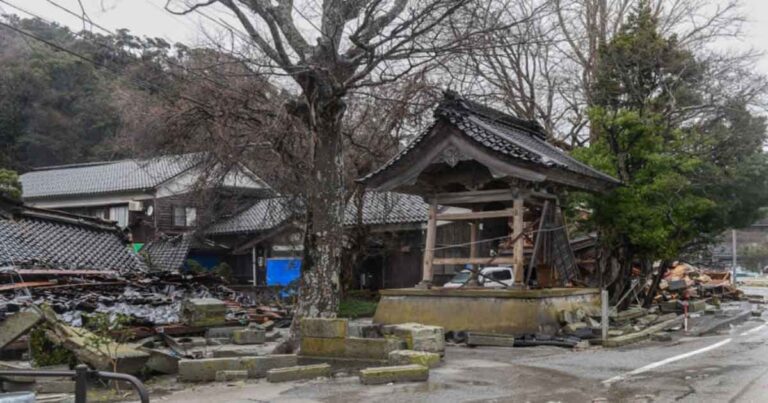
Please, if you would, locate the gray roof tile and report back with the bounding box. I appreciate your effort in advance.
[359,92,620,186]
[207,192,428,235]
[0,204,145,271]
[20,154,203,199]
[140,234,192,271]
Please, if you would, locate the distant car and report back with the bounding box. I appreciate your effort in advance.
[443,266,515,288]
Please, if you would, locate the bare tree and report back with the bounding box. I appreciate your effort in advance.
[161,0,514,335]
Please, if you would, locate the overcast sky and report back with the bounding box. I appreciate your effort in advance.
[4,0,768,73]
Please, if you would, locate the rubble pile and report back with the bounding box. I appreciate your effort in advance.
[651,262,742,304]
[0,269,293,333]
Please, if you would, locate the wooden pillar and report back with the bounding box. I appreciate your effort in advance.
[513,197,525,285]
[421,199,438,285]
[469,221,478,264]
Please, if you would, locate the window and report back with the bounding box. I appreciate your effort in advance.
[489,270,512,281]
[108,206,129,228]
[173,206,197,227]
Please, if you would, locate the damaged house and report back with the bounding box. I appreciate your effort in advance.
[19,153,270,271]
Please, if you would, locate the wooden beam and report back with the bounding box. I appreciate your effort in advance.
[431,189,558,205]
[513,197,525,285]
[421,199,438,284]
[433,257,517,265]
[436,209,515,221]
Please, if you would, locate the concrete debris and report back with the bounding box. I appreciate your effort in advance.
[266,363,332,383]
[358,364,429,385]
[466,332,516,348]
[381,323,445,355]
[181,298,227,327]
[178,354,298,382]
[388,350,441,368]
[0,307,42,349]
[232,327,265,345]
[215,370,248,382]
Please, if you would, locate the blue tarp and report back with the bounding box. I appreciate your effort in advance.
[266,258,301,286]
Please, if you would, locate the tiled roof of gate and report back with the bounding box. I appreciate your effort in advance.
[20,154,204,199]
[207,192,428,235]
[359,91,619,186]
[0,201,145,271]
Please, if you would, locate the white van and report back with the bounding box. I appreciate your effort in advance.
[443,266,515,288]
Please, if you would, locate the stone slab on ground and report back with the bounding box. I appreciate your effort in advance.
[604,315,683,348]
[359,364,429,385]
[215,370,248,382]
[232,328,265,345]
[301,318,348,339]
[178,354,298,382]
[42,312,149,374]
[466,332,516,348]
[266,363,332,383]
[139,347,179,374]
[345,337,403,359]
[381,323,445,354]
[687,309,752,336]
[0,308,42,349]
[300,336,402,360]
[388,350,441,368]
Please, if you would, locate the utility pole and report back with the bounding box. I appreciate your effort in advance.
[732,229,737,286]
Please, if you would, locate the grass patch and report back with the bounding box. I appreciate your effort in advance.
[338,297,378,318]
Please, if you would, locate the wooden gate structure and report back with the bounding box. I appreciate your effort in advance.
[359,91,619,289]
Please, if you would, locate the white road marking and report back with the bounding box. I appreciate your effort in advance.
[602,338,733,385]
[740,323,768,336]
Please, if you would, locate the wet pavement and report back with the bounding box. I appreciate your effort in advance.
[145,289,768,402]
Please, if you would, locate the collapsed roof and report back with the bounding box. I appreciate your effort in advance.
[0,197,145,272]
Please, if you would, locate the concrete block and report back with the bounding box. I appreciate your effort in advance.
[381,323,444,354]
[266,364,332,383]
[344,337,402,360]
[359,364,428,385]
[301,318,348,339]
[215,370,248,382]
[239,355,298,378]
[0,308,42,349]
[139,347,179,374]
[300,337,346,357]
[388,350,441,368]
[206,326,245,339]
[43,322,149,374]
[181,298,227,327]
[466,332,516,348]
[232,328,265,345]
[178,354,298,382]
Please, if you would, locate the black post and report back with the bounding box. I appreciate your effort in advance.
[74,364,88,403]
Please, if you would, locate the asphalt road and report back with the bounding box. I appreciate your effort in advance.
[151,290,768,403]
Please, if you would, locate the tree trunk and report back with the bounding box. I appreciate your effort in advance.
[273,81,348,354]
